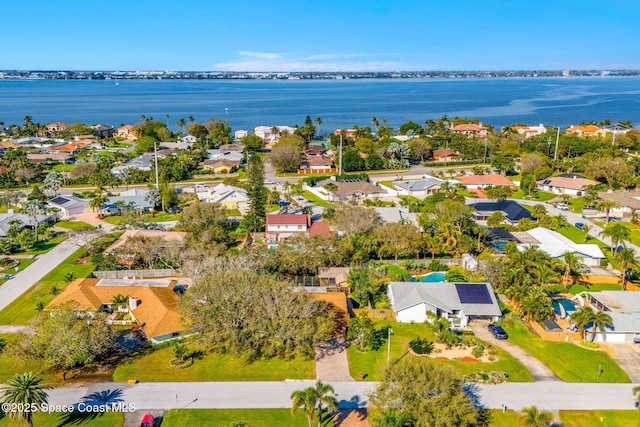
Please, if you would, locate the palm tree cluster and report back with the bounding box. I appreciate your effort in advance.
[291,380,338,427]
[569,306,613,342]
[1,372,50,427]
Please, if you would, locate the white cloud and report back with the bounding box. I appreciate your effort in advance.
[214,51,408,72]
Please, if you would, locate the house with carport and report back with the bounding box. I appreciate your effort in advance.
[578,291,640,343]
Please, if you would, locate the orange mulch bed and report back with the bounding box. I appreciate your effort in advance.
[460,356,479,362]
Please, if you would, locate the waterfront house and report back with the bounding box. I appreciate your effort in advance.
[450,122,489,138]
[565,125,607,138]
[116,125,138,140]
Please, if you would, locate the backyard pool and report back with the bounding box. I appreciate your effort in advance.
[552,298,577,318]
[421,272,447,282]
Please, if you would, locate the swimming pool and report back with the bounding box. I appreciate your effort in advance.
[421,272,447,282]
[552,298,577,317]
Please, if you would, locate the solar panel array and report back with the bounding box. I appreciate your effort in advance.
[50,196,70,205]
[455,283,493,304]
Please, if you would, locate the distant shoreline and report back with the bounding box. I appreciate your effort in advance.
[1,69,640,81]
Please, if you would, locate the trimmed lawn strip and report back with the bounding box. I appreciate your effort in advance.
[489,410,522,426]
[0,247,96,325]
[162,409,313,427]
[502,319,630,383]
[0,411,123,427]
[346,320,532,382]
[559,410,638,427]
[55,220,93,231]
[301,190,335,208]
[113,346,315,382]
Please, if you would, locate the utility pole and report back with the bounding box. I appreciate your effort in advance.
[553,127,561,161]
[338,134,343,176]
[154,141,164,212]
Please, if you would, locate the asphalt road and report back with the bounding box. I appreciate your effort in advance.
[44,380,639,411]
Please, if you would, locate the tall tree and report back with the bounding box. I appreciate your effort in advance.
[243,153,267,231]
[599,223,630,252]
[617,247,637,291]
[596,199,620,224]
[370,358,487,427]
[1,372,50,427]
[570,306,613,342]
[21,200,44,241]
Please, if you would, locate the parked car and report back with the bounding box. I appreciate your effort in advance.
[575,222,584,230]
[138,414,155,427]
[194,182,208,189]
[488,323,508,339]
[555,203,569,211]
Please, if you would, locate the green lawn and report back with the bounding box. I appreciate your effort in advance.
[559,410,639,427]
[378,180,394,189]
[113,346,315,382]
[501,319,630,383]
[102,212,182,225]
[301,191,335,208]
[511,190,557,201]
[226,208,241,216]
[547,283,622,294]
[0,411,123,427]
[0,334,51,383]
[51,163,77,173]
[0,247,96,325]
[55,220,93,231]
[488,410,521,426]
[0,258,37,287]
[162,409,314,427]
[18,233,67,255]
[346,320,533,382]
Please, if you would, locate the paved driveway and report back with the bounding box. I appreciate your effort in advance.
[602,343,640,382]
[469,322,559,382]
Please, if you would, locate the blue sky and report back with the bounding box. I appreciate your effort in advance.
[2,0,639,71]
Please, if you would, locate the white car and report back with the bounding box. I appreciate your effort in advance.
[555,203,569,211]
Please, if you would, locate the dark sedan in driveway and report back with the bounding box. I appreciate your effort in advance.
[488,323,508,339]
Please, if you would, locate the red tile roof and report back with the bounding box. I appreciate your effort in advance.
[309,220,331,236]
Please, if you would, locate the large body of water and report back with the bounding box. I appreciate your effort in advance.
[1,77,640,132]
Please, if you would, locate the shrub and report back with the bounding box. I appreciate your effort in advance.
[428,260,449,272]
[472,343,485,358]
[409,337,434,355]
[438,329,462,348]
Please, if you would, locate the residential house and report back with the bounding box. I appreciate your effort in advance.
[432,148,460,162]
[93,124,114,138]
[46,122,69,136]
[603,123,633,135]
[388,281,502,326]
[116,125,138,141]
[206,149,244,163]
[254,125,297,146]
[196,183,249,208]
[179,135,197,144]
[579,291,640,343]
[510,123,547,138]
[450,122,489,138]
[265,214,310,243]
[234,130,249,139]
[305,145,325,156]
[318,267,350,288]
[333,129,357,138]
[565,125,607,138]
[105,230,187,253]
[513,226,605,267]
[309,220,333,238]
[597,190,640,217]
[393,176,443,197]
[111,154,158,175]
[48,277,186,344]
[27,152,73,164]
[316,178,386,202]
[103,188,153,214]
[458,174,515,189]
[201,159,240,173]
[537,174,599,196]
[299,155,335,174]
[0,212,53,238]
[47,196,88,217]
[373,207,419,228]
[469,200,533,225]
[48,143,78,154]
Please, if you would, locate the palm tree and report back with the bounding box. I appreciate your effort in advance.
[617,247,637,291]
[570,306,613,342]
[1,372,50,427]
[371,117,379,134]
[176,118,186,133]
[314,117,322,139]
[561,252,586,292]
[597,199,620,224]
[531,204,547,221]
[519,405,553,427]
[582,223,592,243]
[290,380,338,427]
[600,223,631,252]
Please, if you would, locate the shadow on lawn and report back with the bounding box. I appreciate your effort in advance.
[56,389,125,426]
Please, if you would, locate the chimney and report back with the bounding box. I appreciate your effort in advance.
[129,296,138,310]
[573,175,577,180]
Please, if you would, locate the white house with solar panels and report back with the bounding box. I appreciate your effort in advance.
[387,282,502,327]
[47,195,89,217]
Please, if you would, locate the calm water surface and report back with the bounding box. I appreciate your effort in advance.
[1,77,640,131]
